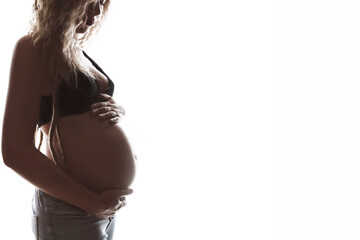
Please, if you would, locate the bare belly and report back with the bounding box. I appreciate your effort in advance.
[41,111,136,193]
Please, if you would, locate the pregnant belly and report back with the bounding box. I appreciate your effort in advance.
[43,111,136,193]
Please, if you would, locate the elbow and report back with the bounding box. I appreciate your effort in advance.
[1,140,32,169]
[2,130,29,168]
[2,139,39,170]
[2,130,38,169]
[2,143,17,169]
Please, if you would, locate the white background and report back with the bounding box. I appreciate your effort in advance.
[1,0,360,239]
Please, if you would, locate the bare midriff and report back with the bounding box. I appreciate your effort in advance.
[40,111,136,193]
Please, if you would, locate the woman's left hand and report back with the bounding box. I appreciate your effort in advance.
[90,93,125,124]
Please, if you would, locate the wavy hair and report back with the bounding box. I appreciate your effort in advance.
[30,0,111,172]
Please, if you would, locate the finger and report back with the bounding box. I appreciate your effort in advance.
[116,204,123,211]
[99,111,119,120]
[91,106,114,115]
[119,106,126,116]
[116,200,126,210]
[99,93,115,103]
[122,188,133,195]
[110,117,121,124]
[90,101,111,110]
[99,93,112,100]
[116,188,133,197]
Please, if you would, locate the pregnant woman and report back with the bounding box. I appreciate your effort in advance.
[1,0,137,239]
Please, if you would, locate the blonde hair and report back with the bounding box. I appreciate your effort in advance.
[30,0,111,172]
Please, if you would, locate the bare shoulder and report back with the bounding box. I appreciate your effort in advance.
[10,35,51,91]
[12,35,46,71]
[15,35,34,49]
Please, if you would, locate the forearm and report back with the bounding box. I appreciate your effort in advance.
[3,145,99,213]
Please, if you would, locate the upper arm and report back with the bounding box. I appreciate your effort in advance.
[2,36,48,163]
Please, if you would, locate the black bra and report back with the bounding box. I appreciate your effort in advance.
[37,51,115,127]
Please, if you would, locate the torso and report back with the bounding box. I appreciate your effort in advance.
[40,53,109,95]
[39,52,136,193]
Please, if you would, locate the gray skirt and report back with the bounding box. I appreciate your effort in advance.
[32,188,116,240]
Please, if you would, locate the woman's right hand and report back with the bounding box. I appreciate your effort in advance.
[89,188,133,218]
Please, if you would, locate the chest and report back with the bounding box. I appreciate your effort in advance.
[80,54,110,91]
[40,55,110,96]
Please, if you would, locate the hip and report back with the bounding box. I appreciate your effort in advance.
[32,188,116,240]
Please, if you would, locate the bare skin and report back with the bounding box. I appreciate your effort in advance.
[76,0,106,34]
[39,54,137,193]
[2,0,136,219]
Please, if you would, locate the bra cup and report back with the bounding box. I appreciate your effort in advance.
[37,52,115,127]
